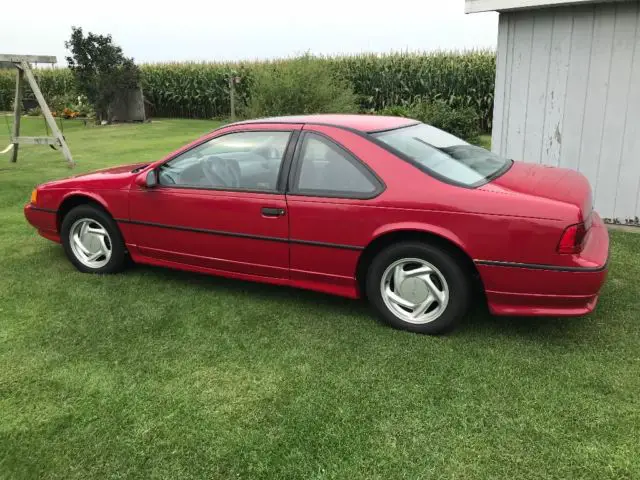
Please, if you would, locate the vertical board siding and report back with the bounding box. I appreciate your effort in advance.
[595,2,638,216]
[502,15,517,154]
[494,2,640,222]
[558,6,595,172]
[541,13,573,167]
[577,3,616,193]
[492,14,509,153]
[524,11,553,164]
[621,5,640,220]
[506,13,535,160]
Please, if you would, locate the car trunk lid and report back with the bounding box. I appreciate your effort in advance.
[485,161,593,222]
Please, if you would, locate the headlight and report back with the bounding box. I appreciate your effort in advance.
[30,189,38,205]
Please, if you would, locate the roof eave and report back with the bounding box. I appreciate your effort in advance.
[465,0,628,14]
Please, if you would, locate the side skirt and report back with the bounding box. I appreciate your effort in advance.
[128,251,360,300]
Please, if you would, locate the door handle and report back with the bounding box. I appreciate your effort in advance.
[261,207,286,217]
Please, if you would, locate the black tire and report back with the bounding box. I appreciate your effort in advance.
[60,204,127,274]
[365,242,471,334]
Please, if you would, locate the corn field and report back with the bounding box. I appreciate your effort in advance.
[0,51,495,130]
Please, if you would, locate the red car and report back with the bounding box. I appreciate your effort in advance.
[24,114,609,334]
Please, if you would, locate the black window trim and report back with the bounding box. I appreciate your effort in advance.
[224,120,512,190]
[155,128,300,195]
[287,131,385,200]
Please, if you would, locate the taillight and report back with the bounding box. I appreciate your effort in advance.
[557,223,587,254]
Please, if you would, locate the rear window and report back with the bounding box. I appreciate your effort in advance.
[372,124,512,187]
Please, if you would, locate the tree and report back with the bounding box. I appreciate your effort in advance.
[65,27,140,123]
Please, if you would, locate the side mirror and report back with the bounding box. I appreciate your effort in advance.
[135,170,158,188]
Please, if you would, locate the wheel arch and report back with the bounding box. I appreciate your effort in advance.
[356,226,483,298]
[57,192,111,231]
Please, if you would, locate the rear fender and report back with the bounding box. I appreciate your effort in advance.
[370,221,470,253]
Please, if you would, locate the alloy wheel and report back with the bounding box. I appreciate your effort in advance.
[380,257,449,324]
[68,218,113,269]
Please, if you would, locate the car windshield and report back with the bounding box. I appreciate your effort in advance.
[372,124,512,187]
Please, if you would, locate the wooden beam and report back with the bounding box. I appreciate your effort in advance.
[13,136,59,146]
[20,61,74,167]
[10,69,23,163]
[0,54,57,64]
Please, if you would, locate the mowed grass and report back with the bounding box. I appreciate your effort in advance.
[1,117,640,479]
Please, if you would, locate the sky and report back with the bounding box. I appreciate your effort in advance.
[1,0,498,64]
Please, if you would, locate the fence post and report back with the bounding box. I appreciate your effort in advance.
[229,77,235,122]
[10,68,24,163]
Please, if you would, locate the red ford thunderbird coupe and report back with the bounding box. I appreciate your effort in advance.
[24,115,609,334]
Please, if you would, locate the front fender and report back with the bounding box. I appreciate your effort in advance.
[58,190,111,211]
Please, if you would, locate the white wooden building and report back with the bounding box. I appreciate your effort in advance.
[467,0,640,224]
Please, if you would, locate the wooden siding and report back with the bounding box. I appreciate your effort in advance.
[492,2,640,222]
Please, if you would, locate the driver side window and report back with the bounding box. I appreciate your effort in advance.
[158,131,291,191]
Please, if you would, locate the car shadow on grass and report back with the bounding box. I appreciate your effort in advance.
[132,263,368,313]
[41,243,592,342]
[128,262,591,342]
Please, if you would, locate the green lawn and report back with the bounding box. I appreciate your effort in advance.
[1,117,639,479]
[477,134,491,150]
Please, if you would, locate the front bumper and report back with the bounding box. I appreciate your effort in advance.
[24,204,60,243]
[478,213,609,317]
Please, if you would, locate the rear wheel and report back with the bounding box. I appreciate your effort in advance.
[366,242,471,334]
[61,205,127,274]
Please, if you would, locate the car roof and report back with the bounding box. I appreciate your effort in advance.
[230,114,418,133]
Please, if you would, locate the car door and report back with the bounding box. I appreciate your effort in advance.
[285,125,386,296]
[128,124,302,279]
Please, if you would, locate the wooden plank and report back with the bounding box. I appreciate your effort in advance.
[523,10,553,164]
[540,10,573,167]
[576,4,616,197]
[613,5,640,220]
[10,69,23,163]
[491,13,509,154]
[500,13,517,156]
[593,2,638,218]
[13,136,59,146]
[505,12,535,160]
[557,6,595,172]
[20,62,74,167]
[0,54,56,64]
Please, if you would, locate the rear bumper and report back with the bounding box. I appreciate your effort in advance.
[477,213,609,317]
[483,286,604,317]
[24,204,60,243]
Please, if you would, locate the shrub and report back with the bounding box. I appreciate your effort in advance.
[378,100,480,142]
[412,101,480,141]
[246,54,358,117]
[47,94,77,113]
[375,105,413,118]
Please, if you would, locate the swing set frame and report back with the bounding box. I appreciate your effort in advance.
[1,54,74,167]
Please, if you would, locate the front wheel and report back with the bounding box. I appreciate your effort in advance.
[60,205,127,274]
[366,242,471,334]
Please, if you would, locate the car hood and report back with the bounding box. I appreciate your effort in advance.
[482,161,593,221]
[42,163,147,189]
